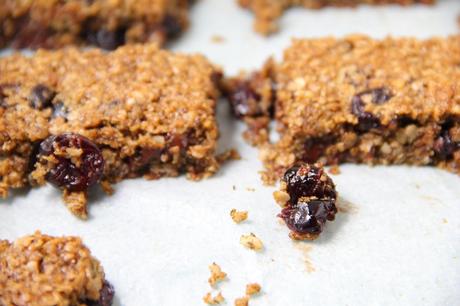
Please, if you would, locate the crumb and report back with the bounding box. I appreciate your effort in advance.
[273,182,290,207]
[414,183,421,189]
[246,283,261,296]
[328,165,341,175]
[234,296,249,306]
[203,292,225,305]
[232,185,236,191]
[100,180,114,195]
[208,263,227,287]
[211,35,226,44]
[240,233,263,251]
[217,149,241,164]
[246,187,255,192]
[230,209,248,223]
[442,218,448,224]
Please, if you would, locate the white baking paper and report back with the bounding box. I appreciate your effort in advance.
[1,0,460,305]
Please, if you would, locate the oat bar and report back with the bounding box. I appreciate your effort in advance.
[0,232,114,306]
[238,0,435,35]
[0,44,222,218]
[228,35,460,183]
[0,0,190,50]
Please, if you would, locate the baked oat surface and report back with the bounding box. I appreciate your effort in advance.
[239,0,435,34]
[276,35,460,136]
[0,0,189,49]
[0,43,221,216]
[0,232,105,306]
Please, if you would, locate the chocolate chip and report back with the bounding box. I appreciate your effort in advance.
[38,133,104,192]
[30,84,55,110]
[162,15,183,39]
[229,82,262,118]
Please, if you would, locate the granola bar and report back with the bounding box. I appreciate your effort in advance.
[0,0,190,50]
[0,43,222,218]
[227,35,460,183]
[238,0,435,35]
[0,232,114,306]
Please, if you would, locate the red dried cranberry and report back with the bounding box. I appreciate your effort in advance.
[229,82,262,118]
[86,280,115,306]
[279,199,337,235]
[162,15,183,39]
[283,163,337,204]
[351,87,392,131]
[129,147,163,174]
[38,133,104,192]
[30,84,56,110]
[434,130,456,160]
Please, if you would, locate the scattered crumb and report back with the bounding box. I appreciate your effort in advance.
[211,35,226,44]
[217,148,241,164]
[100,180,114,195]
[328,165,341,175]
[240,233,264,251]
[273,190,290,207]
[442,218,448,224]
[203,292,225,305]
[336,199,358,214]
[414,183,421,189]
[232,185,236,191]
[234,296,249,306]
[208,263,227,287]
[246,187,255,192]
[246,283,261,296]
[230,209,248,223]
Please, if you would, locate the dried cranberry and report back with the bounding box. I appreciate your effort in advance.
[30,84,55,110]
[351,87,392,131]
[129,147,163,173]
[162,15,183,39]
[434,130,456,160]
[38,133,104,192]
[83,19,126,50]
[229,82,262,118]
[279,200,337,235]
[283,163,337,204]
[86,280,115,306]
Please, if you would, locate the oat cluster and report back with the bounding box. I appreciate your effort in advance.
[0,0,190,49]
[0,43,221,217]
[0,232,106,306]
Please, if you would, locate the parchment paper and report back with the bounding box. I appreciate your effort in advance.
[1,0,459,305]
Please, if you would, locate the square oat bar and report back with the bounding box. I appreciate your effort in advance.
[228,35,460,183]
[238,0,435,34]
[0,44,222,218]
[0,0,190,50]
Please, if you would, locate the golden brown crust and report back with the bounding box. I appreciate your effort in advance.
[238,0,436,35]
[0,44,222,216]
[230,36,460,183]
[0,0,190,49]
[0,232,107,306]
